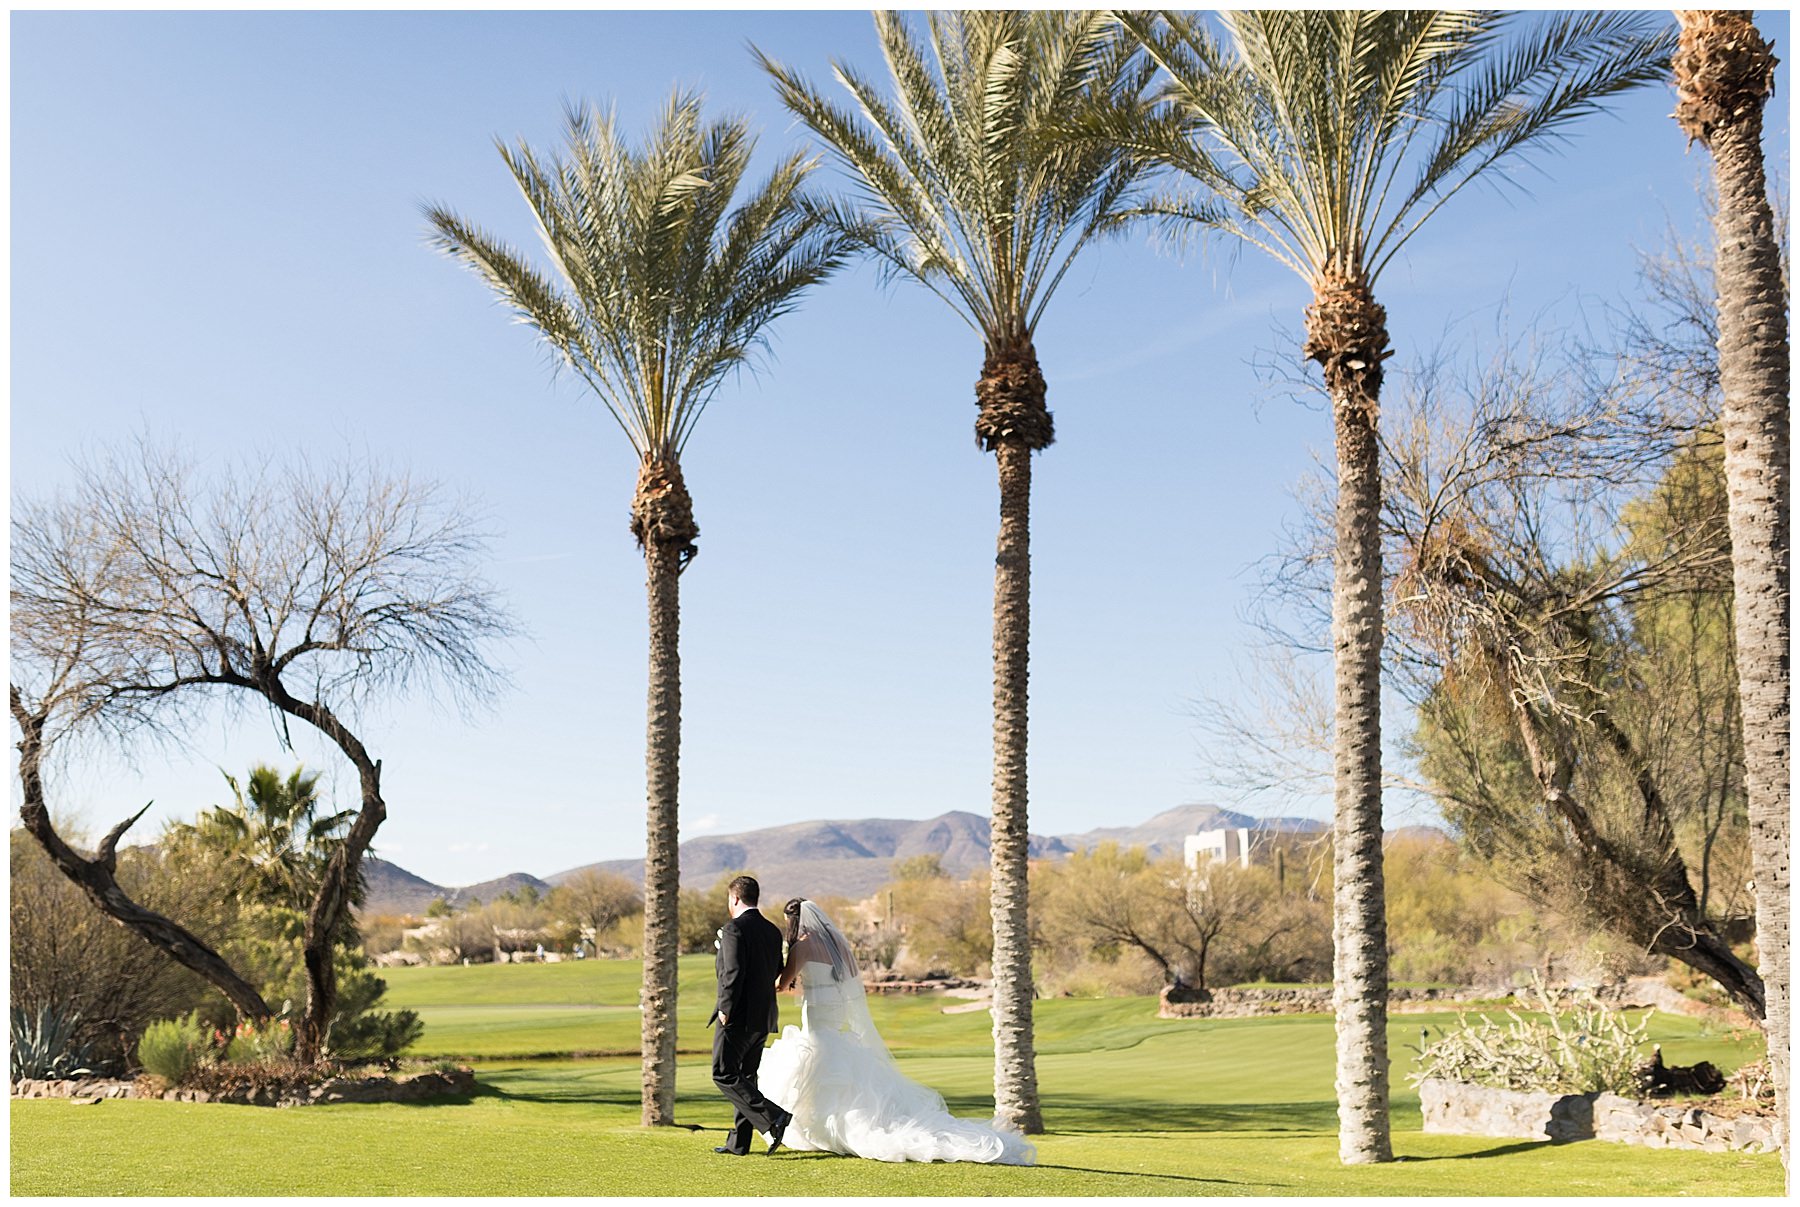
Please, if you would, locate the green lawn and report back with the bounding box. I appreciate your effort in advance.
[10,958,1781,1196]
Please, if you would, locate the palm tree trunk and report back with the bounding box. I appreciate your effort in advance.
[978,345,1052,1136]
[633,458,697,1127]
[1674,10,1790,1167]
[988,439,1042,1135]
[1306,277,1394,1165]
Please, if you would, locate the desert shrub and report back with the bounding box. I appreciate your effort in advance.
[1413,981,1652,1095]
[892,873,993,978]
[136,1011,214,1082]
[11,832,213,1071]
[11,1003,99,1081]
[223,1016,296,1064]
[680,880,736,954]
[406,909,496,964]
[1040,947,1165,998]
[359,915,410,958]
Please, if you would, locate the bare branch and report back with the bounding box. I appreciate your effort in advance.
[11,436,518,1058]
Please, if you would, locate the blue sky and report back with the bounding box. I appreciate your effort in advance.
[10,10,1789,886]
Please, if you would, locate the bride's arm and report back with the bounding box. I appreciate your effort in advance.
[777,932,806,992]
[777,929,826,991]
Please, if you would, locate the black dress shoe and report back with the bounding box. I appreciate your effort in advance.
[766,1108,793,1154]
[714,1146,747,1156]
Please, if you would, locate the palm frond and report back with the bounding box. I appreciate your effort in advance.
[760,10,1154,350]
[1372,11,1678,276]
[428,89,846,462]
[1114,8,1675,291]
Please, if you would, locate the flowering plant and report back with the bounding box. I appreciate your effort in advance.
[223,1016,296,1065]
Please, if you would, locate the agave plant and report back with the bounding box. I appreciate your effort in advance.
[10,1003,98,1082]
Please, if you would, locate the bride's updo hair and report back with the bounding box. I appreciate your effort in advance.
[783,898,805,946]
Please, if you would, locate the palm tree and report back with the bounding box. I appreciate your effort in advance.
[426,94,844,1125]
[1108,10,1676,1163]
[178,764,359,917]
[1671,10,1789,1168]
[758,11,1150,1134]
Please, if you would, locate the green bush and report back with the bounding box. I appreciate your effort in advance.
[329,1007,424,1061]
[318,958,424,1060]
[1412,980,1652,1095]
[136,1012,213,1082]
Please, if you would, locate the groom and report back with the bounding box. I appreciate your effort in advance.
[708,874,792,1156]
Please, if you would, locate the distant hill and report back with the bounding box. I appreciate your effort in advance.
[1386,824,1455,846]
[546,811,1073,902]
[361,858,443,916]
[361,859,550,918]
[1058,803,1328,860]
[360,803,1439,917]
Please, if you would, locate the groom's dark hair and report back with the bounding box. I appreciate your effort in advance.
[727,875,760,906]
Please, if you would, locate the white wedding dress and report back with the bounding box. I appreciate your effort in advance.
[758,901,1035,1165]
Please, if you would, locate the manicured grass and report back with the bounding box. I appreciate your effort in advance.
[384,956,1765,1072]
[383,956,720,1057]
[11,961,1779,1196]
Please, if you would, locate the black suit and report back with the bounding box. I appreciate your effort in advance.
[709,907,786,1153]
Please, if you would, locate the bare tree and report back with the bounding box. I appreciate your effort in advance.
[549,870,642,955]
[1205,331,1764,1014]
[1042,843,1307,996]
[10,438,514,1061]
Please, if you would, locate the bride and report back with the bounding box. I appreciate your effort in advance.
[757,898,1035,1165]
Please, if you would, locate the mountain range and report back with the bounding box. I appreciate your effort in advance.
[360,802,1335,917]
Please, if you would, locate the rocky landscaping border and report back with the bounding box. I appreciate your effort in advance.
[13,1067,475,1108]
[1418,1077,1777,1154]
[1157,984,1481,1018]
[1155,976,1745,1021]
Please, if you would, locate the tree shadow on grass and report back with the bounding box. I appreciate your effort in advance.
[472,1077,728,1131]
[476,1081,646,1108]
[965,1094,1337,1137]
[1397,1140,1576,1162]
[1031,1163,1266,1188]
[386,1086,488,1108]
[740,1149,1259,1186]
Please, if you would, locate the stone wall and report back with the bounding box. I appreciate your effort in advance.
[864,976,985,996]
[1418,1076,1600,1142]
[1419,1077,1777,1154]
[12,1067,476,1108]
[13,1078,138,1101]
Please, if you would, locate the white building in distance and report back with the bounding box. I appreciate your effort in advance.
[1185,827,1255,870]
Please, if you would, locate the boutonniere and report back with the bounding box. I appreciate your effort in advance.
[714,926,724,951]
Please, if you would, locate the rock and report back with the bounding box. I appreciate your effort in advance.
[1422,1078,1776,1154]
